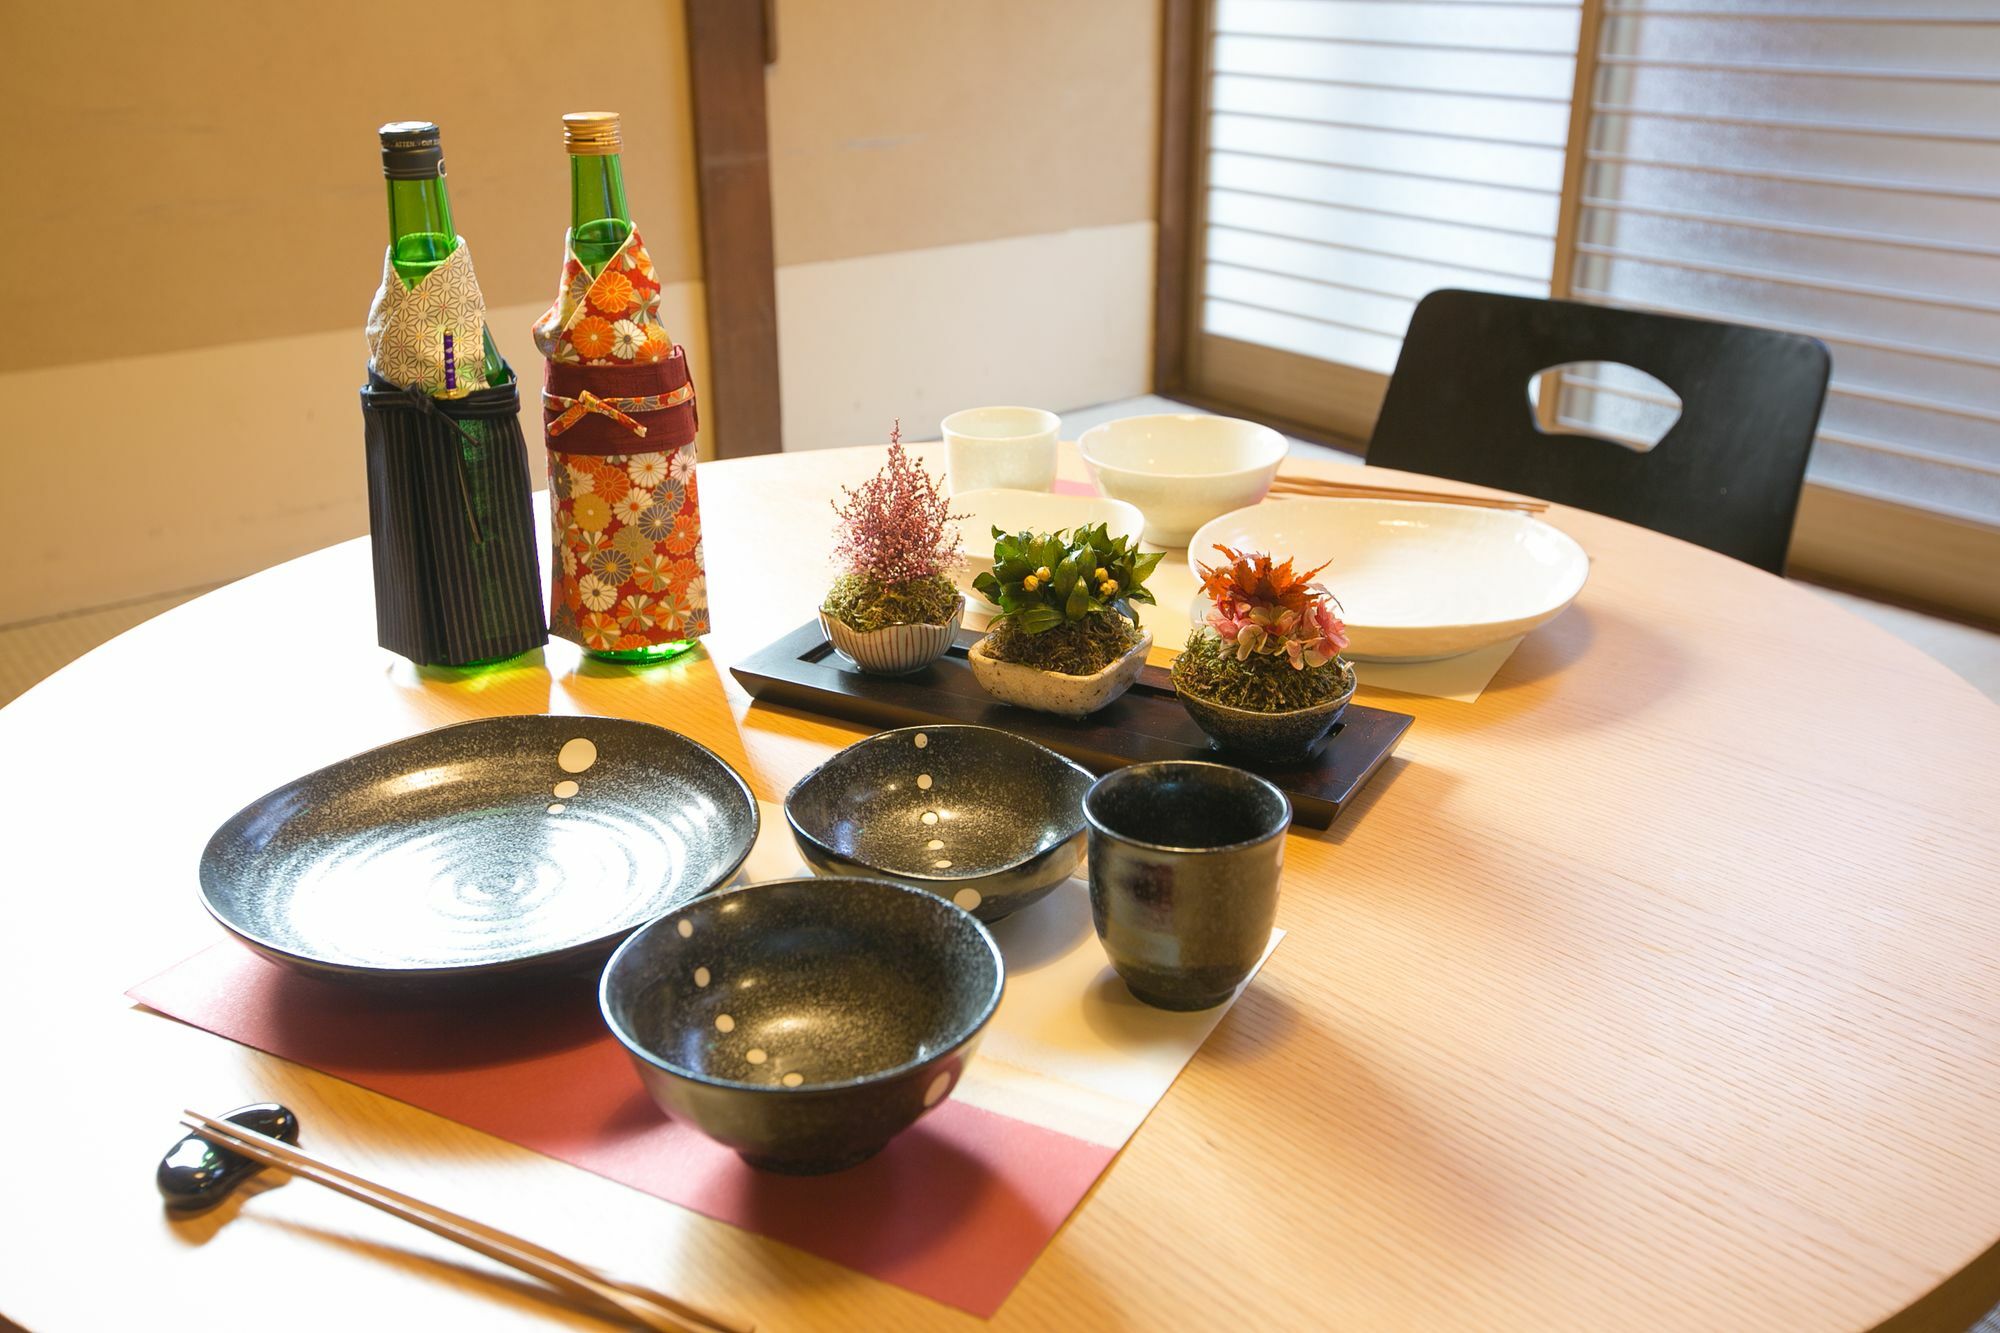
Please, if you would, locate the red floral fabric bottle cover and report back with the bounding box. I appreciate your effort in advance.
[533,228,708,652]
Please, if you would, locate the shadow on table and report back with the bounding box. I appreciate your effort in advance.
[1077,965,1301,1056]
[983,878,1095,976]
[1221,1000,1523,1257]
[161,1170,291,1247]
[250,1213,622,1325]
[730,1125,1048,1272]
[1872,1236,2000,1333]
[1358,602,1692,739]
[1483,598,1600,694]
[263,966,607,1073]
[1310,753,1424,847]
[1482,602,1690,713]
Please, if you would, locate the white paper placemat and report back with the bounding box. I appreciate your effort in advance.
[737,801,1284,1150]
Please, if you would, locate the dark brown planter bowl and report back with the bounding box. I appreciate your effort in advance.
[1175,659,1357,763]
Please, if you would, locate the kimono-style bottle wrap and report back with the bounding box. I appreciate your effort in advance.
[359,121,545,667]
[535,225,710,652]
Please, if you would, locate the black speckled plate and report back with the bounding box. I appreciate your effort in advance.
[198,716,759,989]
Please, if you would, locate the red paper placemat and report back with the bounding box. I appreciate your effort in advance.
[130,943,1112,1317]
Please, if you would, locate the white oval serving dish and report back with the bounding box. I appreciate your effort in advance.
[1188,497,1590,662]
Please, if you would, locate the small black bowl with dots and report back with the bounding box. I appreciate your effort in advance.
[599,876,1005,1173]
[783,725,1093,923]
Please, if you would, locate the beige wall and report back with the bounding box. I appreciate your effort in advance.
[0,0,705,625]
[764,0,1162,451]
[0,1,702,369]
[766,0,1159,267]
[0,0,1161,622]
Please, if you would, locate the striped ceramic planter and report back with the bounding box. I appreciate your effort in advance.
[818,596,964,676]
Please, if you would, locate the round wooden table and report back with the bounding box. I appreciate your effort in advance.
[3,444,1997,1332]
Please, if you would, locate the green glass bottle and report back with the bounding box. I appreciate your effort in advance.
[565,111,632,278]
[563,111,697,665]
[379,121,510,388]
[378,122,526,671]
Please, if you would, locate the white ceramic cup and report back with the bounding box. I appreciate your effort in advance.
[942,406,1061,493]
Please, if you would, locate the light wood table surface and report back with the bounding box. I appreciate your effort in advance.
[3,443,1999,1332]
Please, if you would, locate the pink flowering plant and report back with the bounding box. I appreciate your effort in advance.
[1172,546,1354,712]
[821,423,966,632]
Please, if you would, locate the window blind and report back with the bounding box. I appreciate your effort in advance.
[1565,2,2000,527]
[1198,0,1583,384]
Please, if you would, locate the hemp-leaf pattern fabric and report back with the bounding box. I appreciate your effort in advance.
[364,240,491,391]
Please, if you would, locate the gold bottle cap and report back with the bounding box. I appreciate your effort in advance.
[563,111,622,156]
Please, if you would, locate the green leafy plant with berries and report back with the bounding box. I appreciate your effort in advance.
[971,524,1162,675]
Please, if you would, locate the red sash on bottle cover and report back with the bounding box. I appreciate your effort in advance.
[534,227,710,651]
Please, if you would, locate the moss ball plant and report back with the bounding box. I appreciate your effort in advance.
[972,525,1162,676]
[821,423,964,632]
[1171,546,1350,709]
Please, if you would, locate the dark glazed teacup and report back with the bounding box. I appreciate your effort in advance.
[1084,761,1291,1011]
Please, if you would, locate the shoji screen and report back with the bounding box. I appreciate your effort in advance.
[1187,0,1584,440]
[1566,2,2000,536]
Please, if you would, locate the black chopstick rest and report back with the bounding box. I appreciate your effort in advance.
[157,1102,300,1213]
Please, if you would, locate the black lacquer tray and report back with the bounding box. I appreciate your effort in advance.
[731,623,1412,829]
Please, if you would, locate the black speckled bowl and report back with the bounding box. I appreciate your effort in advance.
[784,725,1095,922]
[600,877,1004,1173]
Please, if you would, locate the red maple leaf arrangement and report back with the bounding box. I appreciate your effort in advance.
[1198,544,1349,668]
[831,422,964,584]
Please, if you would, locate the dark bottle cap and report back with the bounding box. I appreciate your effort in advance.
[379,121,445,180]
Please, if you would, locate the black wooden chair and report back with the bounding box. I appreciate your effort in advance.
[1366,289,1831,573]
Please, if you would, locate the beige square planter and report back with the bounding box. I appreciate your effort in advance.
[966,630,1153,718]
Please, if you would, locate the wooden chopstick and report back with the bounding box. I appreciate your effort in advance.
[180,1110,752,1333]
[1268,475,1548,513]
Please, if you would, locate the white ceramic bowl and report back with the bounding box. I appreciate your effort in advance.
[1078,414,1287,545]
[951,488,1146,589]
[1188,497,1590,662]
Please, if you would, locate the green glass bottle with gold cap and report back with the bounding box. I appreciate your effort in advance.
[537,110,707,665]
[568,112,633,278]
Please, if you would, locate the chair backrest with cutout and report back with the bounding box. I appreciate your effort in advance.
[1366,289,1831,572]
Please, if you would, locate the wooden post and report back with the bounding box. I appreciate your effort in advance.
[1540,0,1608,432]
[686,0,784,457]
[1152,0,1205,395]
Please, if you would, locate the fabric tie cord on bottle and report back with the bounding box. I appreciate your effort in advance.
[541,383,694,439]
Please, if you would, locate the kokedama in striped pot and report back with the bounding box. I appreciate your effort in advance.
[819,424,967,676]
